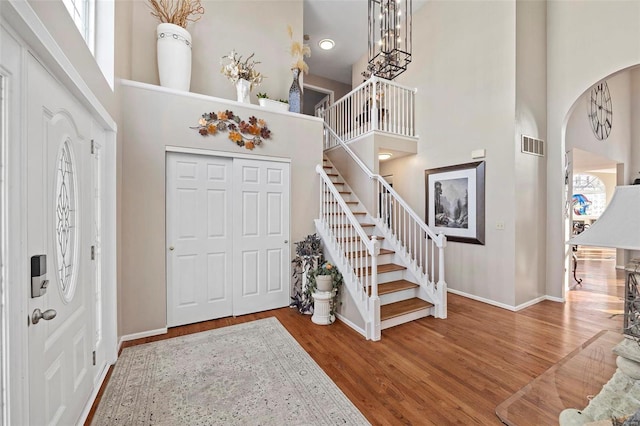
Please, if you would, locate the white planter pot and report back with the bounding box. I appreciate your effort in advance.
[315,275,333,292]
[157,23,192,91]
[258,98,290,112]
[235,79,251,103]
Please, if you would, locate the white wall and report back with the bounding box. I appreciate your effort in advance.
[514,0,547,306]
[119,81,323,336]
[305,73,352,101]
[128,0,303,105]
[371,1,519,306]
[566,72,632,167]
[546,0,640,298]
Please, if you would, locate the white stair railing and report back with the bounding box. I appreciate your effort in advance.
[322,76,417,143]
[322,123,448,318]
[316,165,381,340]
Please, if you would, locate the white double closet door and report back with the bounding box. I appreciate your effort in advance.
[166,152,291,327]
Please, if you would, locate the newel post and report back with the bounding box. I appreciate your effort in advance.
[369,236,381,341]
[436,233,447,319]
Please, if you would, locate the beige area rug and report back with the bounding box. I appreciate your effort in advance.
[92,317,369,425]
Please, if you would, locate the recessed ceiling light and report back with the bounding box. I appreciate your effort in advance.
[379,152,392,161]
[318,39,335,50]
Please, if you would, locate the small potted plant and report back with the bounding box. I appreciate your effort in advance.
[306,262,343,325]
[257,93,290,112]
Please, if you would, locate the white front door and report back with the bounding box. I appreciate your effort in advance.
[167,154,290,325]
[233,158,290,316]
[166,153,233,327]
[26,54,95,425]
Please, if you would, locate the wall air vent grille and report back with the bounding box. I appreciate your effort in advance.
[521,135,545,157]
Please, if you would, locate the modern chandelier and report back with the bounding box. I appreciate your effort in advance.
[364,0,412,80]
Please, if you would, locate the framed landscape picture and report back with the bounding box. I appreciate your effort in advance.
[425,161,485,245]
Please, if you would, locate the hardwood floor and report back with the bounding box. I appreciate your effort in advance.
[86,257,625,425]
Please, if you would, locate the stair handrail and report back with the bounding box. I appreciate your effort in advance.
[316,164,380,340]
[322,76,417,141]
[324,121,447,320]
[316,164,380,301]
[324,123,445,248]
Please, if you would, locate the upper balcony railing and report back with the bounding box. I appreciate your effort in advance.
[320,76,417,144]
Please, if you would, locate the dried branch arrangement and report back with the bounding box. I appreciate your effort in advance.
[148,0,204,28]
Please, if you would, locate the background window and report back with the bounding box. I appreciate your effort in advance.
[62,0,95,53]
[573,174,607,217]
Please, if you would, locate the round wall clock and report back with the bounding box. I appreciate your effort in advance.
[588,81,613,140]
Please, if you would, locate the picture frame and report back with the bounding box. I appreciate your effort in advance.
[425,161,485,245]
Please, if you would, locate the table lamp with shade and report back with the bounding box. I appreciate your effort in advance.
[568,185,640,338]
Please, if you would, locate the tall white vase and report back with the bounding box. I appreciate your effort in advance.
[156,23,192,91]
[236,79,251,103]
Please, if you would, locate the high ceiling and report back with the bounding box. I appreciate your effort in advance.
[303,0,427,85]
[303,0,368,85]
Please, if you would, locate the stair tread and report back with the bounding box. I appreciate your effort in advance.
[378,280,419,295]
[380,298,433,321]
[358,263,406,276]
[327,211,367,215]
[329,200,357,204]
[338,236,385,242]
[332,223,376,228]
[349,248,395,256]
[326,173,339,177]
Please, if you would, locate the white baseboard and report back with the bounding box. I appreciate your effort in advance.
[78,362,111,425]
[544,295,565,303]
[117,327,168,352]
[447,288,564,311]
[334,313,367,338]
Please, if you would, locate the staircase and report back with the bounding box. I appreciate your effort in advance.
[321,158,434,329]
[316,158,444,340]
[314,76,447,341]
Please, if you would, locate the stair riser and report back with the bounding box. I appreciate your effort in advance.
[381,307,433,330]
[346,253,393,265]
[376,270,405,283]
[380,288,419,305]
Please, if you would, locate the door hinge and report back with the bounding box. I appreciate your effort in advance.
[91,139,95,154]
[91,245,95,260]
[92,351,96,366]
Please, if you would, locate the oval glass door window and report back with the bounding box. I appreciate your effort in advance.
[55,139,79,302]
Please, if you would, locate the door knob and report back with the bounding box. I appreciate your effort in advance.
[169,246,175,251]
[32,308,57,325]
[284,240,289,244]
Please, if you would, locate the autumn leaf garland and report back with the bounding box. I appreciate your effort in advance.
[192,110,271,150]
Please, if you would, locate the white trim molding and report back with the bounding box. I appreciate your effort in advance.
[334,313,367,338]
[118,328,168,352]
[165,146,292,164]
[447,288,564,312]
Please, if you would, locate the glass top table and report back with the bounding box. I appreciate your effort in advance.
[496,330,621,425]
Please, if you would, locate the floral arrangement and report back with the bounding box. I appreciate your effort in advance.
[288,25,310,73]
[294,234,322,257]
[220,51,263,89]
[148,0,204,28]
[305,262,343,321]
[192,110,271,150]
